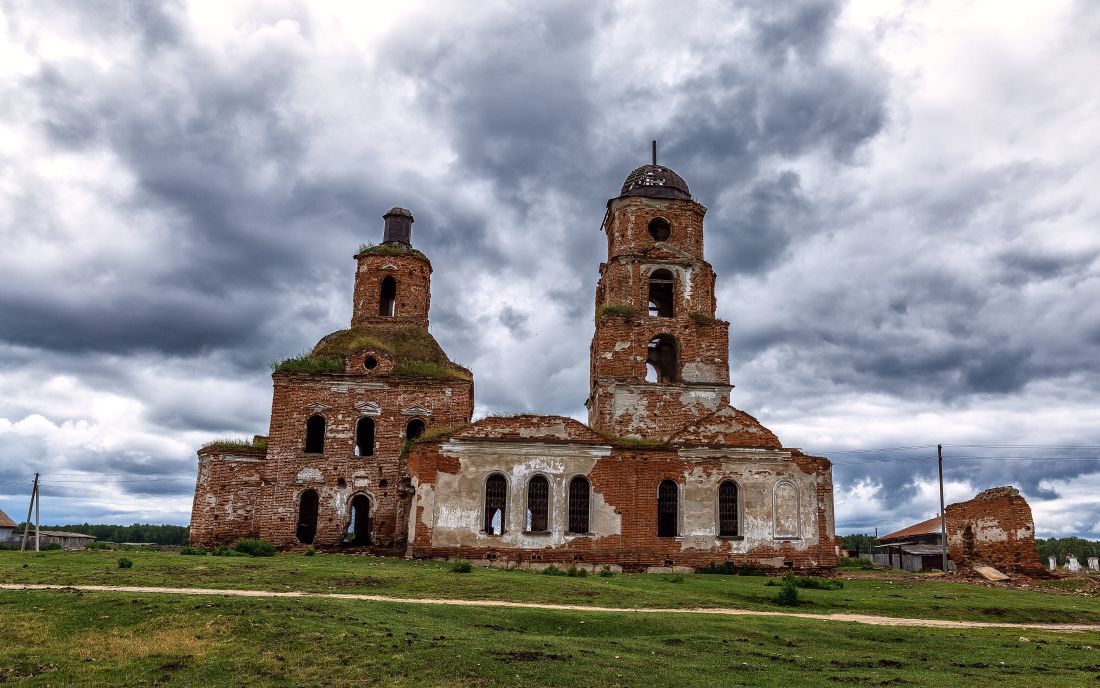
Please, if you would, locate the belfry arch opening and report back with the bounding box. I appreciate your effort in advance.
[405,418,425,440]
[296,489,319,545]
[344,494,371,546]
[648,268,675,317]
[646,334,679,383]
[379,276,396,316]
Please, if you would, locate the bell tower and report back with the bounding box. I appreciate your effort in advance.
[351,207,432,329]
[587,150,732,439]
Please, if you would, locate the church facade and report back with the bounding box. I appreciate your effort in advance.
[189,160,837,572]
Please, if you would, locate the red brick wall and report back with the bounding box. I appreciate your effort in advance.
[945,486,1044,574]
[351,252,432,328]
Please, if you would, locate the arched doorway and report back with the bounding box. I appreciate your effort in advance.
[344,494,372,546]
[296,489,319,545]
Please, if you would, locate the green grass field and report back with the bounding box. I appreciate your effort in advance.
[1,549,1097,623]
[2,550,1099,686]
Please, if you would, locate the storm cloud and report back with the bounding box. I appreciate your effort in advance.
[0,0,1097,536]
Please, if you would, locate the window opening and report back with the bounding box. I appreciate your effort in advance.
[568,476,590,534]
[355,417,375,457]
[658,479,678,537]
[718,480,739,536]
[344,494,371,546]
[364,355,378,369]
[296,489,319,545]
[526,475,550,532]
[646,334,679,383]
[648,268,674,317]
[379,276,396,316]
[648,217,671,241]
[304,415,326,454]
[405,418,425,440]
[484,474,507,535]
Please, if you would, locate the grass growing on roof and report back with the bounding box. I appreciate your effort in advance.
[272,327,472,380]
[355,242,427,259]
[201,437,268,452]
[595,304,638,322]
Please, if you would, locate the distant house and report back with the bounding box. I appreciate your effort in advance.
[34,531,97,549]
[875,516,951,572]
[0,507,15,542]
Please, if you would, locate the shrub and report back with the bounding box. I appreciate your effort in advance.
[179,546,207,556]
[838,556,877,570]
[233,539,276,557]
[773,577,799,606]
[450,559,473,573]
[271,354,345,375]
[541,565,566,576]
[212,545,246,557]
[766,575,843,591]
[304,547,316,557]
[566,565,588,578]
[599,564,614,578]
[595,304,638,321]
[117,558,133,569]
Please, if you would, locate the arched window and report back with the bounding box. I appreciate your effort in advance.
[379,276,396,316]
[718,480,739,536]
[304,415,326,454]
[648,268,675,317]
[648,216,671,241]
[568,476,590,534]
[657,479,678,537]
[526,475,550,532]
[296,489,319,544]
[355,417,375,457]
[484,474,507,535]
[344,494,371,546]
[405,418,425,440]
[646,334,679,383]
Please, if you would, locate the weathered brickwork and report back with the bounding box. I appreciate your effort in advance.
[189,162,837,572]
[946,486,1045,575]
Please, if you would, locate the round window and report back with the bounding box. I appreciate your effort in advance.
[648,217,671,241]
[364,356,378,370]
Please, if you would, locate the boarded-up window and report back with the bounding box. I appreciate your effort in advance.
[658,479,678,537]
[773,480,800,539]
[718,480,739,536]
[304,415,325,454]
[526,475,549,532]
[484,474,507,535]
[355,417,374,457]
[568,476,590,534]
[296,489,319,545]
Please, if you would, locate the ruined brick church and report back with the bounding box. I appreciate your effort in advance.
[189,158,837,571]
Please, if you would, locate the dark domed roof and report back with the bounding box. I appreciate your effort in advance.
[620,164,691,200]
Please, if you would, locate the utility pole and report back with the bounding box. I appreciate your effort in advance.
[35,473,40,552]
[20,473,39,553]
[937,444,948,572]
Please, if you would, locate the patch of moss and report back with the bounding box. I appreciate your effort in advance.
[595,304,638,322]
[202,436,268,452]
[355,242,427,260]
[689,311,716,325]
[274,327,472,381]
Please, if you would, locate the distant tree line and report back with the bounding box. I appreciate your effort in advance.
[1035,537,1100,562]
[28,523,190,546]
[840,534,878,555]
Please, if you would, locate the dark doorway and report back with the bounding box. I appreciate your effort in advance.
[658,479,678,537]
[296,489,319,545]
[406,418,425,440]
[379,276,396,316]
[355,417,375,456]
[304,415,326,454]
[344,494,371,546]
[648,269,674,317]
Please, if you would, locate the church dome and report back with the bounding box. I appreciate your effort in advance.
[620,164,691,200]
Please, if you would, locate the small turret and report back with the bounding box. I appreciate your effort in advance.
[382,207,414,246]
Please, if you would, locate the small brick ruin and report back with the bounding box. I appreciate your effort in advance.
[945,486,1045,575]
[189,159,838,572]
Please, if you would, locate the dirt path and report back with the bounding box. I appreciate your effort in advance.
[3,583,1098,632]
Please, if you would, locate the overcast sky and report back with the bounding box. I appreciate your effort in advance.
[1,0,1097,538]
